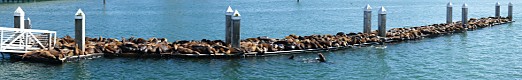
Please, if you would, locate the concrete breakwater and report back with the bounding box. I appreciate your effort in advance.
[16,17,512,63]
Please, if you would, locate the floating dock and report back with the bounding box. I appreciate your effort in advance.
[0,2,517,64]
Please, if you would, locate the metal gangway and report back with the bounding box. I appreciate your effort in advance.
[0,27,56,53]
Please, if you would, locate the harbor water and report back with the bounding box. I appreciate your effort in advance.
[0,0,521,79]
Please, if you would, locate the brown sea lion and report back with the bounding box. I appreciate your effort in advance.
[22,50,39,59]
[177,47,196,54]
[317,53,326,62]
[86,46,95,54]
[39,51,56,59]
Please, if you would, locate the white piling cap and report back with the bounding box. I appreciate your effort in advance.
[496,2,500,6]
[27,17,30,21]
[365,4,372,11]
[447,2,453,7]
[379,6,387,14]
[509,2,513,6]
[232,10,241,20]
[233,10,240,17]
[463,3,468,8]
[14,6,25,16]
[226,6,234,15]
[75,9,85,19]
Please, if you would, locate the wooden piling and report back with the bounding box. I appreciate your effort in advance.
[508,2,513,20]
[24,17,31,29]
[378,6,386,37]
[363,4,372,33]
[462,4,468,28]
[225,6,233,45]
[75,9,86,56]
[231,10,241,48]
[14,7,25,29]
[447,2,453,24]
[496,2,501,18]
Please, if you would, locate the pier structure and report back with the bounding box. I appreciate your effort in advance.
[24,18,31,29]
[363,4,372,33]
[231,10,241,48]
[496,2,501,18]
[508,2,513,20]
[378,6,386,37]
[75,9,86,56]
[447,2,453,24]
[14,7,24,29]
[1,7,57,53]
[2,2,517,64]
[225,6,233,45]
[462,4,468,29]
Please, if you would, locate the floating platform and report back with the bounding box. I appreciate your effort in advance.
[10,17,515,64]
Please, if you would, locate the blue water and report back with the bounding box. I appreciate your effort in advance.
[1,0,522,79]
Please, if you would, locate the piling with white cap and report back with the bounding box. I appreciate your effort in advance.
[231,10,241,48]
[447,2,453,24]
[225,6,234,45]
[508,2,513,20]
[496,2,501,18]
[462,4,468,28]
[363,4,372,33]
[14,6,25,29]
[24,17,31,29]
[378,6,387,37]
[75,9,86,55]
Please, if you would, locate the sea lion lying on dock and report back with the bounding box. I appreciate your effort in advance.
[18,17,510,61]
[22,49,66,60]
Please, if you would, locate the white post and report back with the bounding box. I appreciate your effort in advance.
[462,4,468,28]
[378,6,387,37]
[447,2,453,24]
[508,2,513,20]
[231,10,241,48]
[48,33,51,50]
[75,9,86,55]
[363,4,372,33]
[225,6,233,45]
[496,2,501,18]
[14,6,24,29]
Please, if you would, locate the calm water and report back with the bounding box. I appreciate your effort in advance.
[1,0,522,79]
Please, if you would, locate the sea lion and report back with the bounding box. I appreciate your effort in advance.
[157,43,171,53]
[288,55,295,59]
[74,46,81,55]
[39,51,56,59]
[22,50,39,59]
[177,47,196,54]
[317,53,326,62]
[86,46,95,54]
[191,45,213,54]
[63,35,75,43]
[135,38,146,44]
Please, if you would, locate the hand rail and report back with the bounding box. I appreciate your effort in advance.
[0,27,57,53]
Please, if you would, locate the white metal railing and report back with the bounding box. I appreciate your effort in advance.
[0,27,56,53]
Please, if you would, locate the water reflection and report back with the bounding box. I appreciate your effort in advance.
[221,59,241,79]
[72,61,91,79]
[375,49,391,79]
